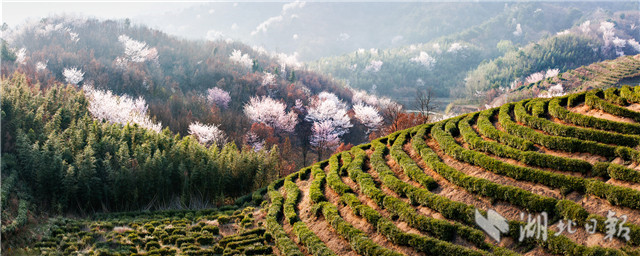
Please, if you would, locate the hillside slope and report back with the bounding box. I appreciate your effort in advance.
[18,86,640,255]
[256,85,640,255]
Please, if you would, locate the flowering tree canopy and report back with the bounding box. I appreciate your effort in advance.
[353,103,383,134]
[262,72,276,86]
[364,60,383,72]
[243,95,298,133]
[36,61,47,71]
[118,35,158,63]
[410,51,436,69]
[305,92,352,137]
[188,121,227,147]
[447,42,466,53]
[525,68,559,84]
[229,49,252,68]
[352,89,379,106]
[63,67,84,85]
[538,83,565,98]
[310,120,340,152]
[206,87,231,109]
[83,85,162,132]
[118,35,158,62]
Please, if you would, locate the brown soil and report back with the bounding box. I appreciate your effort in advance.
[279,184,311,255]
[626,103,640,113]
[427,137,564,201]
[569,104,637,124]
[323,176,414,255]
[219,223,238,237]
[296,175,356,256]
[405,139,525,222]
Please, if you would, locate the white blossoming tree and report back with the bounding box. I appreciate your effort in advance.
[83,85,162,132]
[188,121,227,147]
[410,51,436,69]
[305,92,353,137]
[63,67,84,85]
[364,60,383,72]
[353,103,383,134]
[245,131,265,151]
[243,96,298,133]
[262,72,276,86]
[525,71,545,84]
[206,87,231,109]
[229,49,253,68]
[118,35,158,63]
[310,120,341,160]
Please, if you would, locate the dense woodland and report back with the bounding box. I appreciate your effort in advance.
[2,74,282,213]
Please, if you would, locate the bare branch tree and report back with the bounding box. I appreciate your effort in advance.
[381,101,404,133]
[414,87,438,124]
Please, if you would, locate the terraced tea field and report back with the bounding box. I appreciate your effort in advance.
[264,86,640,256]
[23,86,640,255]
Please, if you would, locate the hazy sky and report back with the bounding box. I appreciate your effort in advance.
[2,1,202,26]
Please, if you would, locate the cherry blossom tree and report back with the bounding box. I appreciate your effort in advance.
[545,69,559,78]
[599,21,615,48]
[188,121,227,147]
[36,61,47,71]
[243,96,298,133]
[245,131,265,151]
[538,84,565,98]
[118,35,157,63]
[305,92,352,137]
[262,72,276,86]
[15,48,26,65]
[310,120,340,160]
[353,103,383,134]
[410,51,436,69]
[629,39,640,52]
[580,21,591,34]
[83,85,162,132]
[229,49,252,68]
[525,71,545,84]
[513,24,522,36]
[63,67,84,85]
[352,89,379,106]
[206,87,231,109]
[447,42,466,53]
[364,60,383,72]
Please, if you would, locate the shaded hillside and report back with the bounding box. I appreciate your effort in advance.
[15,84,640,255]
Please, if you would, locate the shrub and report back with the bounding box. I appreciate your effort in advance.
[196,235,214,245]
[144,241,161,251]
[201,225,219,235]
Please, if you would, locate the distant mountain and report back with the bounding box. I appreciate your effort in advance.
[134,2,507,61]
[310,2,639,108]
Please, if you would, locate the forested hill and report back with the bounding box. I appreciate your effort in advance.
[1,16,413,177]
[1,16,349,138]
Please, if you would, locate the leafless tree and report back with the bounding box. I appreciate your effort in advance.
[381,101,404,133]
[414,87,438,124]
